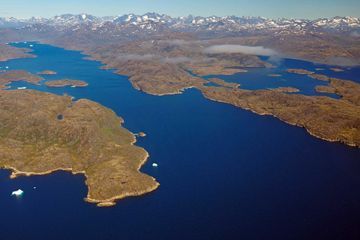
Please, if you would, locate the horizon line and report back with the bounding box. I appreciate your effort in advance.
[1,12,359,21]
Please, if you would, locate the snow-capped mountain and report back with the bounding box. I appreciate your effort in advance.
[312,16,360,30]
[113,13,173,25]
[1,13,359,35]
[50,14,101,26]
[0,17,26,28]
[0,14,100,29]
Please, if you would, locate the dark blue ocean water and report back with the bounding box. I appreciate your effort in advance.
[1,42,360,240]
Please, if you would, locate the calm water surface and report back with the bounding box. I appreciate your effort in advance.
[204,56,360,99]
[0,43,359,240]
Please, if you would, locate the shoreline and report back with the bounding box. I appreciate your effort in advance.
[85,150,160,207]
[1,125,160,207]
[199,90,359,148]
[18,42,358,148]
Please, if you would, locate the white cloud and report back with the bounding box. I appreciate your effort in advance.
[203,44,278,56]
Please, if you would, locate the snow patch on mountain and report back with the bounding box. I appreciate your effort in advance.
[1,13,359,34]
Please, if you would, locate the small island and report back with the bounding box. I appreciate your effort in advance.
[38,70,57,75]
[137,132,147,137]
[308,73,331,81]
[45,79,88,88]
[287,69,315,75]
[330,68,344,72]
[268,74,282,77]
[286,69,337,82]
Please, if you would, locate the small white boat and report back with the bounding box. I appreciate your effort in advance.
[11,189,24,197]
[17,87,27,90]
[152,163,159,167]
[71,85,76,88]
[29,44,34,47]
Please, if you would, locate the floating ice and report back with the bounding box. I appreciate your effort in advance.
[11,189,24,197]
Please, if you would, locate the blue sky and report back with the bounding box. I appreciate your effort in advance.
[1,0,359,19]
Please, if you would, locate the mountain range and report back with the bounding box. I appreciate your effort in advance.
[1,12,359,70]
[1,13,359,36]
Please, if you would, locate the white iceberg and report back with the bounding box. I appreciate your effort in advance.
[11,189,24,197]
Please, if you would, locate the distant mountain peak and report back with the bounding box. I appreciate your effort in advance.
[0,13,359,35]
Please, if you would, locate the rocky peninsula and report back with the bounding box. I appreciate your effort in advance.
[0,44,35,62]
[198,72,360,147]
[287,69,360,105]
[270,87,300,93]
[0,70,43,89]
[188,64,248,76]
[86,39,269,96]
[0,90,159,207]
[87,41,360,147]
[207,78,240,88]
